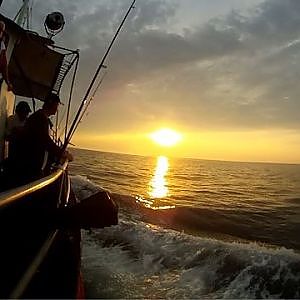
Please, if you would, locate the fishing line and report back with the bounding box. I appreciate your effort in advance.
[62,0,136,151]
[68,71,108,142]
[58,71,107,142]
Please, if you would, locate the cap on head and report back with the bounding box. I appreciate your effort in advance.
[16,101,31,113]
[45,92,62,104]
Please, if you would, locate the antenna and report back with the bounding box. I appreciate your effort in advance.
[44,11,65,39]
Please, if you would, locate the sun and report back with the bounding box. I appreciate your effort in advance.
[150,128,182,147]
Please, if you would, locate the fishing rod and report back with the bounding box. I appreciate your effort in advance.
[62,0,136,151]
[67,71,107,142]
[56,70,105,142]
[56,72,105,143]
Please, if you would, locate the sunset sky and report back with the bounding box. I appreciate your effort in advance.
[2,0,300,163]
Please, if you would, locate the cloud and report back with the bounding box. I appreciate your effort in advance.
[111,0,300,131]
[2,0,300,134]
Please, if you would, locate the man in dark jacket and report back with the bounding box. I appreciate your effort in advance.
[11,93,72,184]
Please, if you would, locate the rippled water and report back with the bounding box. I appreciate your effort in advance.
[71,149,299,203]
[69,148,300,298]
[70,147,300,249]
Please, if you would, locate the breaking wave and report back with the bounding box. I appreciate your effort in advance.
[71,175,300,299]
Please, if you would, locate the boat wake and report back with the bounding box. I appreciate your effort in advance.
[71,175,300,299]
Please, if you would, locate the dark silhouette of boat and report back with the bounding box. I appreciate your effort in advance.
[0,3,119,298]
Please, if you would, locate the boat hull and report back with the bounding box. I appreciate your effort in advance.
[0,168,81,298]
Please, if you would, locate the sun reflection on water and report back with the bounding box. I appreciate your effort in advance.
[149,156,169,198]
[135,156,175,210]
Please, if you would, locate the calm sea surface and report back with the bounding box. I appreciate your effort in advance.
[69,148,300,299]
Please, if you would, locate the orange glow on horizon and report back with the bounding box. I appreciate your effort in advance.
[72,128,300,164]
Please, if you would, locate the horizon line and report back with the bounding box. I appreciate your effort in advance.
[70,146,300,166]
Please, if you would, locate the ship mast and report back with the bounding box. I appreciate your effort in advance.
[14,0,32,29]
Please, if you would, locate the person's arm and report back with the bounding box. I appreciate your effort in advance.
[45,134,62,158]
[26,112,62,157]
[27,113,72,163]
[45,135,73,162]
[38,115,62,158]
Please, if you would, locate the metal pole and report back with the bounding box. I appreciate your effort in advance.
[64,53,79,143]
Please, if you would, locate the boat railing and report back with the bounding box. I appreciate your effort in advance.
[0,160,68,209]
[0,160,71,298]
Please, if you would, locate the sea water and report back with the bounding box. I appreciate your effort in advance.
[69,148,300,299]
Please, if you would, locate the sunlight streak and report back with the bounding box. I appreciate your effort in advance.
[149,156,169,198]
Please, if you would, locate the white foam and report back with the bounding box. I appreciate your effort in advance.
[81,219,300,299]
[70,175,107,201]
[72,175,300,299]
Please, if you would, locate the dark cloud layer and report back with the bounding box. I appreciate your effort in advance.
[2,0,300,133]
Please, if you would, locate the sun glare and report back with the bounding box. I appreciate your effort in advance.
[150,128,182,147]
[149,156,169,198]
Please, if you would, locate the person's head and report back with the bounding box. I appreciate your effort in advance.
[43,93,61,116]
[0,21,5,39]
[15,101,31,121]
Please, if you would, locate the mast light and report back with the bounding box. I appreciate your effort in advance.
[44,12,65,39]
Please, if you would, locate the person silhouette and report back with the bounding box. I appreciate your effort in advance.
[6,101,31,160]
